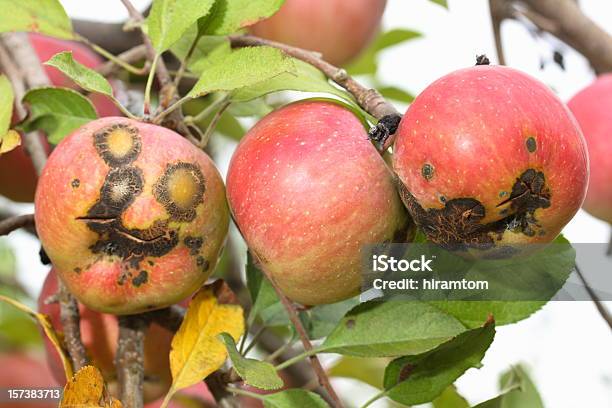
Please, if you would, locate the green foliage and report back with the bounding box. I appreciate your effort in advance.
[187,46,295,98]
[22,87,97,144]
[261,389,329,408]
[432,386,469,408]
[44,52,113,97]
[329,356,388,389]
[319,301,467,357]
[474,365,543,407]
[346,29,421,76]
[382,319,495,405]
[378,86,415,104]
[0,75,13,135]
[219,332,284,390]
[246,252,280,325]
[0,0,72,39]
[146,0,216,53]
[429,0,449,9]
[200,0,285,36]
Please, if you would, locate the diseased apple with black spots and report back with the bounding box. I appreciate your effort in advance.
[38,269,173,402]
[227,100,410,306]
[393,65,588,256]
[567,75,612,224]
[35,117,229,314]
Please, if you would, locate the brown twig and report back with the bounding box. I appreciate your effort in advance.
[204,372,241,408]
[0,214,34,236]
[489,0,508,65]
[96,44,148,77]
[229,35,398,120]
[253,256,344,408]
[116,315,148,408]
[502,0,612,73]
[574,264,612,332]
[58,279,89,371]
[73,19,142,55]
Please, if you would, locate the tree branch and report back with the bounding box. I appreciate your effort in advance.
[116,315,148,408]
[0,214,34,236]
[96,44,148,77]
[58,278,89,371]
[509,0,612,73]
[229,35,398,121]
[489,0,509,65]
[574,264,612,332]
[252,256,344,408]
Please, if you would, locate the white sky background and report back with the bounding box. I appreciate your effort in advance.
[3,0,612,407]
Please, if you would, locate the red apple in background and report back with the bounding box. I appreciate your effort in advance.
[0,352,59,408]
[393,65,588,255]
[567,75,612,224]
[38,269,173,402]
[227,100,409,306]
[249,0,387,66]
[35,117,229,314]
[0,34,121,203]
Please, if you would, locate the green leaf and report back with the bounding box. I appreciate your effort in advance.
[378,86,414,104]
[0,0,73,39]
[44,52,113,96]
[187,47,295,98]
[183,97,245,140]
[246,253,280,324]
[172,31,231,74]
[0,75,14,136]
[201,0,285,36]
[346,29,422,76]
[318,301,467,357]
[432,386,469,408]
[22,87,97,144]
[430,0,449,9]
[473,365,542,407]
[218,333,283,390]
[228,99,273,117]
[428,234,573,327]
[262,389,329,408]
[329,356,388,389]
[231,59,356,105]
[305,297,360,340]
[146,0,215,53]
[382,318,495,405]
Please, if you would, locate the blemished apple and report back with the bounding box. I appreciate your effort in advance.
[393,65,588,255]
[38,269,173,402]
[35,117,229,314]
[227,100,410,305]
[249,0,387,66]
[0,34,121,203]
[567,75,612,224]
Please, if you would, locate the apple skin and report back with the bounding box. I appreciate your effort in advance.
[0,34,121,203]
[38,269,174,402]
[567,75,612,224]
[249,0,387,66]
[227,100,409,305]
[35,117,229,314]
[393,65,588,255]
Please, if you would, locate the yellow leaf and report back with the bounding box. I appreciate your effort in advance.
[162,280,245,407]
[60,365,122,408]
[0,294,73,380]
[0,129,21,154]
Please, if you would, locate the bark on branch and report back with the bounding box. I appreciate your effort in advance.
[116,315,148,408]
[0,214,34,236]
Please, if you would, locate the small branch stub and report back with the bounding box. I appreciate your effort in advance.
[368,114,402,151]
[476,54,491,65]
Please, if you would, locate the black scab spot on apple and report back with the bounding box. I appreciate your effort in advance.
[421,163,434,181]
[132,270,148,287]
[154,162,205,223]
[396,168,551,252]
[71,179,80,188]
[99,167,144,211]
[184,236,204,256]
[196,256,210,272]
[94,123,141,167]
[526,137,537,153]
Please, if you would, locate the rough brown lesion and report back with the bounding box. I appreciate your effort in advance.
[396,168,551,252]
[153,162,206,223]
[94,123,142,167]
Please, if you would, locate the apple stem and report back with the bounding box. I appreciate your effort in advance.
[0,214,34,236]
